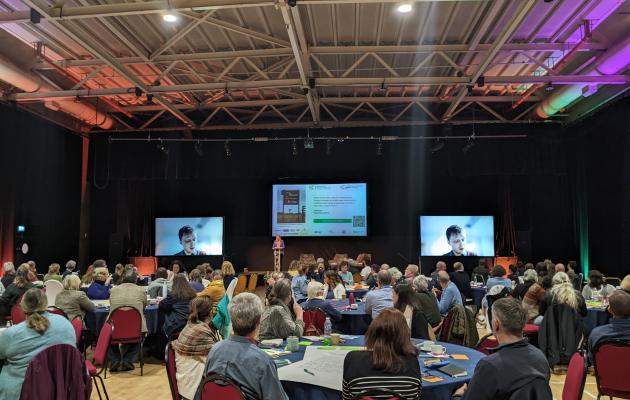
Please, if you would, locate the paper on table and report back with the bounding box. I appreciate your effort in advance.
[302,336,324,342]
[278,349,350,391]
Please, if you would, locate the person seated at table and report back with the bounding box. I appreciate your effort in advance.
[389,267,405,285]
[430,261,446,289]
[306,262,324,283]
[198,270,225,317]
[87,267,113,300]
[291,264,309,303]
[486,266,512,293]
[221,261,236,290]
[365,270,394,319]
[1,262,16,289]
[301,281,341,322]
[55,274,95,320]
[450,262,472,302]
[342,308,421,400]
[513,269,538,300]
[404,264,420,285]
[108,270,148,372]
[536,272,587,325]
[172,297,222,400]
[365,264,381,289]
[622,275,630,293]
[43,263,63,283]
[265,271,285,303]
[472,259,489,283]
[111,264,124,285]
[0,264,35,323]
[205,293,289,400]
[582,270,616,300]
[412,275,442,328]
[324,271,346,300]
[168,260,185,281]
[588,290,630,361]
[338,261,354,286]
[259,279,304,340]
[360,262,373,281]
[188,269,205,293]
[433,270,463,316]
[80,264,95,288]
[521,272,546,324]
[0,288,76,399]
[507,264,520,285]
[453,298,550,400]
[61,260,79,280]
[393,283,430,339]
[148,267,173,299]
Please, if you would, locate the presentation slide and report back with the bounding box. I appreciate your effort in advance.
[420,215,494,257]
[272,183,367,237]
[155,217,223,256]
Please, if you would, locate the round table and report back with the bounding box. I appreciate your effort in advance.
[328,299,371,335]
[345,287,368,300]
[471,286,486,307]
[584,307,611,333]
[279,336,485,400]
[85,305,159,335]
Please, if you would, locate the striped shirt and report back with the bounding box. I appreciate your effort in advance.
[342,351,421,400]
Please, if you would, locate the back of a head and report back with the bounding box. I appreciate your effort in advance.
[94,267,109,282]
[552,271,570,286]
[65,260,76,271]
[21,288,50,334]
[393,283,417,311]
[609,290,630,319]
[63,274,81,291]
[555,263,565,273]
[229,292,264,336]
[491,298,526,336]
[14,264,30,288]
[406,264,419,276]
[377,270,392,286]
[453,262,464,271]
[509,264,517,274]
[523,269,538,284]
[93,259,107,270]
[364,308,417,373]
[269,278,292,305]
[156,267,168,280]
[413,275,429,292]
[171,274,197,300]
[121,270,138,284]
[621,275,630,293]
[436,261,446,271]
[189,269,202,283]
[221,261,235,276]
[588,270,604,288]
[212,270,223,280]
[47,263,60,275]
[437,270,450,284]
[389,267,402,282]
[491,265,506,278]
[307,281,325,299]
[380,264,390,270]
[189,296,213,323]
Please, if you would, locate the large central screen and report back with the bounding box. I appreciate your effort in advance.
[420,215,494,256]
[272,183,367,237]
[155,217,223,256]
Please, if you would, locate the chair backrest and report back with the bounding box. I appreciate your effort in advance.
[475,333,499,355]
[593,339,630,398]
[226,278,238,300]
[352,273,362,283]
[199,373,245,400]
[11,301,25,324]
[604,277,621,287]
[438,309,454,342]
[165,342,181,400]
[93,322,113,367]
[486,286,511,325]
[303,308,327,336]
[247,273,258,292]
[233,275,247,296]
[351,388,406,400]
[573,273,584,290]
[71,318,83,347]
[47,306,68,319]
[44,280,64,307]
[108,306,143,344]
[563,351,587,400]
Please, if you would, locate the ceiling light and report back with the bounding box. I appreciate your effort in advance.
[397,2,413,13]
[292,139,298,156]
[163,13,177,22]
[462,138,475,154]
[431,139,446,154]
[156,140,169,155]
[194,141,204,157]
[224,141,231,158]
[326,139,332,156]
[376,139,383,156]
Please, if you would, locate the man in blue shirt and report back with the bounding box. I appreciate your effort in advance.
[365,270,393,319]
[433,270,463,316]
[204,292,289,400]
[588,290,630,361]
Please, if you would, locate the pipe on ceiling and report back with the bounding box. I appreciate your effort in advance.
[535,35,630,119]
[0,55,114,129]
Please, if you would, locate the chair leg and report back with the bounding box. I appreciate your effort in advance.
[140,342,144,376]
[92,377,103,400]
[97,375,109,400]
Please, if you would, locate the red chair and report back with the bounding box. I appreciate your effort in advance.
[108,307,145,376]
[523,323,540,347]
[199,373,245,400]
[438,310,454,342]
[475,333,499,355]
[71,318,83,347]
[10,302,25,325]
[593,339,630,399]
[563,351,587,400]
[86,321,112,400]
[165,342,181,400]
[303,308,327,336]
[47,306,68,319]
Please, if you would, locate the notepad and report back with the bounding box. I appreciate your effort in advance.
[438,364,468,378]
[451,354,469,360]
[422,375,444,383]
[298,341,313,346]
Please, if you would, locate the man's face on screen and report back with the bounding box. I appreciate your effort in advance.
[448,233,466,256]
[180,233,197,254]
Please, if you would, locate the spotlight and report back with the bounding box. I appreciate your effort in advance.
[153,79,161,86]
[379,81,386,92]
[163,13,177,22]
[431,139,446,154]
[30,8,41,24]
[462,138,475,153]
[467,85,474,96]
[476,75,485,87]
[287,0,297,7]
[146,94,154,104]
[156,140,169,155]
[134,87,142,97]
[376,139,383,156]
[326,139,332,156]
[224,140,231,158]
[308,78,316,89]
[194,141,204,157]
[397,2,412,13]
[304,136,314,149]
[292,139,298,156]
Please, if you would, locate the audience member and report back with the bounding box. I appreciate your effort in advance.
[537,272,587,324]
[566,261,578,283]
[507,264,519,284]
[622,275,630,293]
[221,261,236,290]
[486,266,512,293]
[87,267,112,300]
[0,288,76,398]
[108,270,147,372]
[198,270,226,317]
[434,270,463,316]
[61,260,78,279]
[287,259,299,277]
[389,267,404,284]
[188,269,204,292]
[307,263,324,283]
[430,261,447,288]
[582,270,616,300]
[453,298,550,400]
[259,279,304,340]
[324,271,346,300]
[302,281,342,322]
[522,273,546,323]
[342,308,421,400]
[81,264,95,287]
[168,260,184,281]
[412,275,442,328]
[360,262,373,281]
[148,267,172,299]
[172,297,222,399]
[393,283,430,339]
[380,264,390,270]
[588,290,630,360]
[111,264,124,285]
[555,263,565,273]
[1,262,16,288]
[54,275,95,320]
[339,261,354,286]
[205,293,289,400]
[43,263,62,282]
[404,264,420,285]
[265,271,285,303]
[0,264,35,322]
[365,264,381,289]
[292,263,309,303]
[472,259,489,282]
[513,269,538,300]
[365,270,394,319]
[450,262,472,301]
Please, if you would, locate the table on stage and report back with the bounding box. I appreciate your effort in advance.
[471,286,486,307]
[85,302,160,335]
[278,336,485,400]
[328,299,372,335]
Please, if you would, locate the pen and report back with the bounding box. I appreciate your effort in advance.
[304,369,315,376]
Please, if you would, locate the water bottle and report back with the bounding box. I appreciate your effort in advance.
[348,292,355,305]
[324,317,332,338]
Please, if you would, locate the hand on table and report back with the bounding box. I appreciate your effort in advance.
[453,383,467,397]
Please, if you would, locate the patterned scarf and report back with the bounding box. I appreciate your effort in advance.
[172,321,222,357]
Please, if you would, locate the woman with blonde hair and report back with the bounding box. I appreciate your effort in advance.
[221,261,236,290]
[87,267,112,300]
[81,265,95,287]
[55,275,95,320]
[537,271,587,324]
[0,288,75,398]
[43,263,62,283]
[0,264,35,322]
